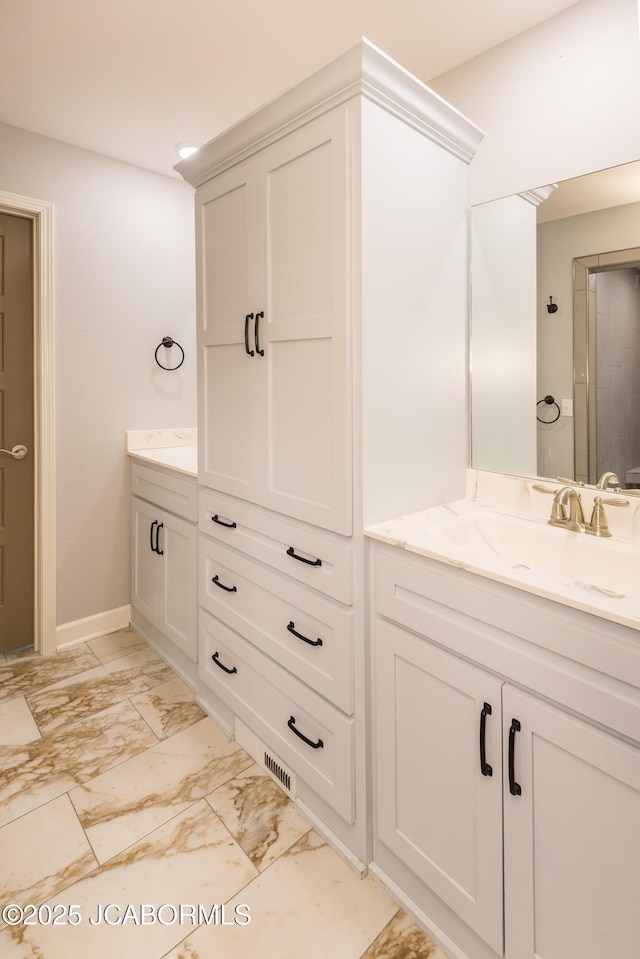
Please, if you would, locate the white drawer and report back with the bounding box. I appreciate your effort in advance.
[198,488,353,605]
[199,609,355,822]
[199,537,354,713]
[133,462,197,521]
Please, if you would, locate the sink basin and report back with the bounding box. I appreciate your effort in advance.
[365,499,640,625]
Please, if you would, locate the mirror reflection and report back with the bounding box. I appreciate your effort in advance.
[470,160,640,487]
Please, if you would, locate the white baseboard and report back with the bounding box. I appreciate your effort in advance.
[56,605,132,649]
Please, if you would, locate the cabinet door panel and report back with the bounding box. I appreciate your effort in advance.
[200,341,258,498]
[256,111,351,534]
[197,164,257,342]
[504,686,640,959]
[375,619,504,954]
[198,162,260,497]
[131,497,158,626]
[158,512,197,661]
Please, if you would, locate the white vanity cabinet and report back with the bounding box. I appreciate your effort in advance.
[178,40,482,863]
[370,539,640,959]
[131,462,197,662]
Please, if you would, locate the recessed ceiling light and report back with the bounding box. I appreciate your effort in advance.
[176,142,200,160]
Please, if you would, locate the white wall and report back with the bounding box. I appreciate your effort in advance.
[0,122,196,629]
[430,0,640,206]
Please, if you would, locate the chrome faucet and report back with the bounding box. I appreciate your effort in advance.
[548,486,585,532]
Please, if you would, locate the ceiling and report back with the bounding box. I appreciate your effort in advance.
[0,0,581,178]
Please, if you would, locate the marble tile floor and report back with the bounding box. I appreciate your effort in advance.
[0,627,451,959]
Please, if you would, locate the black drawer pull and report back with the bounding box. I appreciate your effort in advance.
[287,621,323,647]
[286,546,322,567]
[212,514,237,529]
[155,522,164,556]
[244,313,254,356]
[150,520,158,553]
[508,718,522,796]
[255,310,265,356]
[287,716,324,749]
[211,651,237,675]
[479,702,493,777]
[212,575,237,593]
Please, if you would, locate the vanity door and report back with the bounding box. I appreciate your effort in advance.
[503,685,640,959]
[375,618,504,954]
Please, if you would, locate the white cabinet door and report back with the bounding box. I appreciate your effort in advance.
[256,110,351,534]
[157,512,197,661]
[503,686,640,959]
[197,110,352,534]
[132,497,159,626]
[197,162,260,499]
[132,496,197,662]
[375,619,504,954]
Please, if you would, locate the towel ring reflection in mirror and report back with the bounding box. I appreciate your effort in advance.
[537,395,561,424]
[154,336,185,371]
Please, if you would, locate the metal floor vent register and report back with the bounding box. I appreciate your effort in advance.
[235,719,296,799]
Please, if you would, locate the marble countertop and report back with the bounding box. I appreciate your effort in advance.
[365,491,640,632]
[125,428,197,478]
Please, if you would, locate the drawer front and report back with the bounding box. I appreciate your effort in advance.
[199,488,353,605]
[133,462,197,521]
[199,609,355,822]
[199,537,354,713]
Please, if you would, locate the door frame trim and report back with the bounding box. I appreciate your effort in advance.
[0,190,56,656]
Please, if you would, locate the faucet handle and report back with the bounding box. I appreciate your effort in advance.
[586,496,612,537]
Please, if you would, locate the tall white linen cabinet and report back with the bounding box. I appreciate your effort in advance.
[177,40,482,864]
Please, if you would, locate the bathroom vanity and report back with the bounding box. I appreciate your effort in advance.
[128,432,198,671]
[128,38,640,959]
[366,472,640,959]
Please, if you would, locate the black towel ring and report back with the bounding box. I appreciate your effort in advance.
[154,336,185,371]
[537,394,561,424]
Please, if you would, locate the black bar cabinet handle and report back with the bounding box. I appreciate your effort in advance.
[255,310,264,356]
[212,574,237,593]
[155,522,164,556]
[479,702,493,777]
[287,715,324,749]
[212,514,237,529]
[286,546,322,567]
[508,718,522,796]
[150,520,158,553]
[211,651,237,675]
[245,313,254,356]
[287,621,323,647]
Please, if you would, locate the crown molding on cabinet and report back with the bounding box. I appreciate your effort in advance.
[176,38,484,187]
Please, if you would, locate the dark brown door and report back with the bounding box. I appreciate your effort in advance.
[0,212,34,653]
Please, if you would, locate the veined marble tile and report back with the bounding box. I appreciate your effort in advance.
[0,799,258,959]
[27,646,174,735]
[0,794,97,927]
[206,764,310,870]
[87,627,148,664]
[163,829,398,959]
[0,644,100,704]
[361,910,451,959]
[70,717,253,863]
[0,700,158,828]
[131,676,206,740]
[0,696,41,745]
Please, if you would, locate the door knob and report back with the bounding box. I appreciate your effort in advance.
[0,445,28,460]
